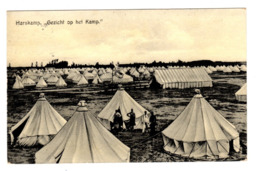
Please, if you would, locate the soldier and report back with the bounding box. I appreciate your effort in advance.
[142,111,150,133]
[127,108,136,131]
[149,111,157,135]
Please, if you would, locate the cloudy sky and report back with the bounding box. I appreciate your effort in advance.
[7,9,246,67]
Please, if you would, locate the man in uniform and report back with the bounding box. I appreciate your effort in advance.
[149,111,157,135]
[127,108,136,131]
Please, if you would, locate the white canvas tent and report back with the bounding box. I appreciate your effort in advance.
[223,67,232,73]
[98,88,149,130]
[153,68,213,89]
[113,74,133,83]
[83,71,95,80]
[92,75,102,84]
[100,73,113,82]
[77,75,88,85]
[36,77,48,88]
[47,75,58,85]
[9,93,67,146]
[66,71,78,80]
[35,100,130,163]
[162,92,240,159]
[240,65,247,72]
[72,74,83,83]
[235,83,247,102]
[21,76,36,87]
[13,76,24,89]
[56,76,67,87]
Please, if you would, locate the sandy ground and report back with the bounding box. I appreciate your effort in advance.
[7,72,247,163]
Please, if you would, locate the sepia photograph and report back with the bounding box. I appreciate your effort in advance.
[6,9,247,164]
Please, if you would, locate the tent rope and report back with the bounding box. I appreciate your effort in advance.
[188,142,196,158]
[130,131,162,148]
[217,141,229,153]
[130,120,173,148]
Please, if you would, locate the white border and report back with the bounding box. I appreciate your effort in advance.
[1,0,259,171]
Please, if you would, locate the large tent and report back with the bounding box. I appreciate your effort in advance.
[153,68,213,89]
[9,93,67,146]
[235,83,247,102]
[162,92,240,159]
[98,88,149,130]
[35,100,130,163]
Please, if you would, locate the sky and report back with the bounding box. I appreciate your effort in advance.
[7,9,246,67]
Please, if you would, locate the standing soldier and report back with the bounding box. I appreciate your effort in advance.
[149,111,157,135]
[142,111,150,133]
[112,109,123,134]
[127,108,136,131]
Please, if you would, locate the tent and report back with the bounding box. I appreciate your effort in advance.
[100,73,113,82]
[9,93,67,146]
[83,71,95,80]
[92,75,102,84]
[77,75,88,85]
[223,67,232,73]
[98,68,106,76]
[142,69,151,79]
[16,75,22,81]
[66,71,78,80]
[36,77,48,88]
[47,75,59,85]
[21,76,36,87]
[208,66,217,72]
[35,100,130,163]
[98,88,149,130]
[235,83,247,102]
[153,68,213,89]
[13,76,24,89]
[205,67,213,74]
[231,66,240,72]
[130,70,140,78]
[92,69,98,76]
[72,74,83,83]
[43,72,51,80]
[113,74,133,83]
[162,92,240,159]
[56,76,67,87]
[240,65,247,72]
[106,68,113,73]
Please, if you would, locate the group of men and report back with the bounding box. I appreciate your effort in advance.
[111,108,157,135]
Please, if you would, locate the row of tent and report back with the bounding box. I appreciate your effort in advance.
[12,69,247,103]
[9,87,241,163]
[204,65,247,74]
[11,66,153,82]
[11,64,247,85]
[12,64,247,79]
[12,75,67,89]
